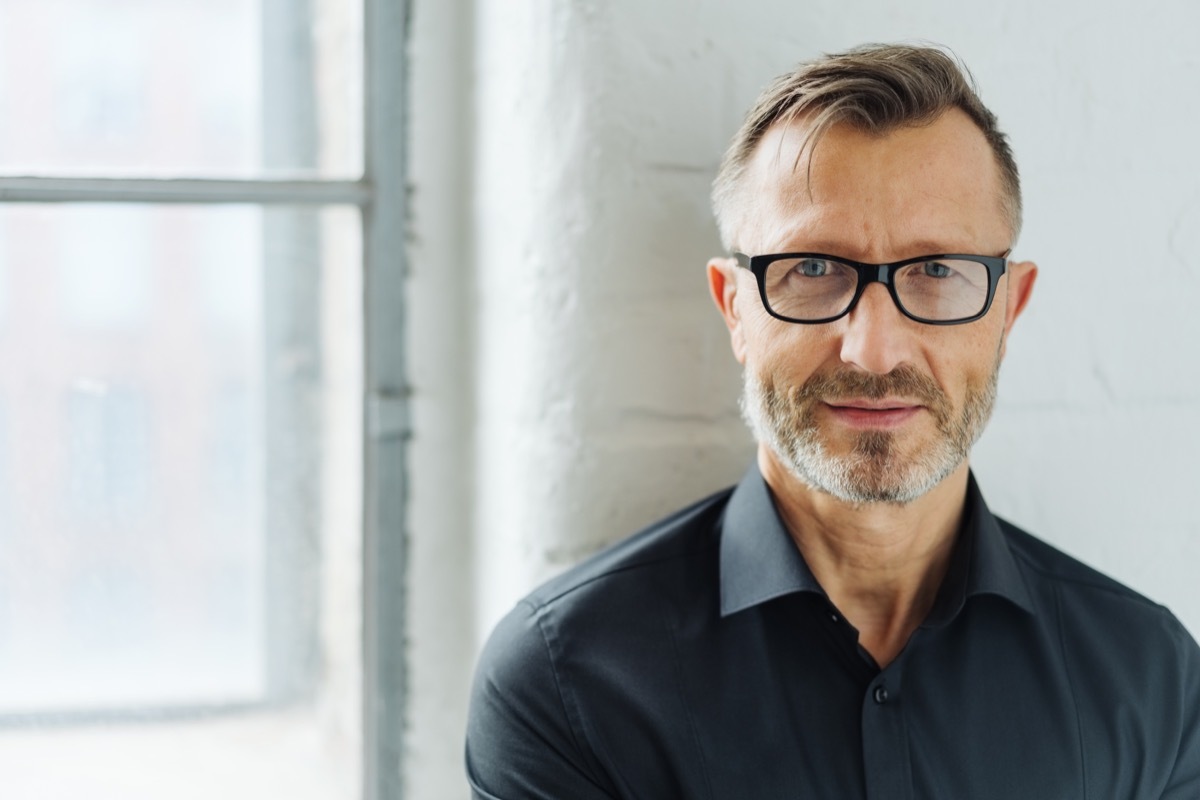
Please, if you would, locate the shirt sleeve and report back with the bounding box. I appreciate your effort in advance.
[1161,616,1200,799]
[466,600,617,800]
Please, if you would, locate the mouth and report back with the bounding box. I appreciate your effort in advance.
[822,399,924,429]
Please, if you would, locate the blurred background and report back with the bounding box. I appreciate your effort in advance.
[1,0,1198,798]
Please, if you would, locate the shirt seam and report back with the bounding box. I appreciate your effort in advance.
[526,539,722,611]
[1008,546,1166,611]
[1053,582,1090,799]
[1159,612,1195,794]
[530,604,614,796]
[666,616,717,800]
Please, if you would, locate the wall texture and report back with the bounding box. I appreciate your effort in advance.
[407,1,1200,797]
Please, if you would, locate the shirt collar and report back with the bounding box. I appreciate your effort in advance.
[718,465,1036,619]
[957,470,1037,615]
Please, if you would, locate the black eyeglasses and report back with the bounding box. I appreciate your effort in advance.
[732,251,1010,325]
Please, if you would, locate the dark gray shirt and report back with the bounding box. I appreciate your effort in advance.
[466,467,1200,799]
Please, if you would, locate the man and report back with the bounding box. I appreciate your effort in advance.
[466,44,1200,799]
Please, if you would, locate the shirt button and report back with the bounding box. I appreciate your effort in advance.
[830,613,839,623]
[873,685,889,705]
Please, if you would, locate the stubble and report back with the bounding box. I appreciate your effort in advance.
[740,360,1000,505]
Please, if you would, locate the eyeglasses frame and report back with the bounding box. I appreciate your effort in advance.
[732,250,1012,326]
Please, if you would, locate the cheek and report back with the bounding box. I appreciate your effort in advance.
[925,328,1004,394]
[741,312,776,354]
[741,316,841,377]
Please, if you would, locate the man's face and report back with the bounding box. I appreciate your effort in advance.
[709,109,1036,505]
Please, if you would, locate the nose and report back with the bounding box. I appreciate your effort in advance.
[838,283,918,375]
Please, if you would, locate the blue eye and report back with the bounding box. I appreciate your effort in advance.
[922,261,952,278]
[797,259,828,277]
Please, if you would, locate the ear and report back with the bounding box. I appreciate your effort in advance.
[707,257,748,364]
[998,259,1037,359]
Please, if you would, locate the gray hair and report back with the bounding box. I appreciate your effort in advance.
[711,43,1022,250]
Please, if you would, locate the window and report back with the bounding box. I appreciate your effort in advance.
[0,1,407,798]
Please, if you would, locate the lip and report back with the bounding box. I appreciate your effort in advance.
[822,400,924,430]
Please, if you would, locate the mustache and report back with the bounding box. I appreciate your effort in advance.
[779,365,952,425]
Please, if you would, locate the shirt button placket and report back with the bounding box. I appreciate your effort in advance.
[861,674,912,800]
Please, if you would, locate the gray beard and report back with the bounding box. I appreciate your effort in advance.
[740,360,999,506]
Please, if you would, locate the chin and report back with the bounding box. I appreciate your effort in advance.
[781,431,967,506]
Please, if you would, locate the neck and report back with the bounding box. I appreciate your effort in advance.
[758,446,969,668]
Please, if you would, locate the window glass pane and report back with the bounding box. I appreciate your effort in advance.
[0,203,363,798]
[59,207,153,328]
[0,0,362,177]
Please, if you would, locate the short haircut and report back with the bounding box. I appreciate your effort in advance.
[711,43,1022,250]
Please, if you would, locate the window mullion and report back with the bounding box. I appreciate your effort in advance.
[0,176,369,205]
[361,0,410,795]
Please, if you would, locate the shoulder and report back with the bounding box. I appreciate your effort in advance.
[467,487,735,795]
[474,484,732,690]
[997,516,1157,602]
[997,519,1200,791]
[472,484,733,712]
[997,515,1196,661]
[521,485,733,613]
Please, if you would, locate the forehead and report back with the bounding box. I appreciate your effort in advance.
[743,109,1009,257]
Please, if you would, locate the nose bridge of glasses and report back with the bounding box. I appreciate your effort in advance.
[855,262,893,286]
[848,262,895,303]
[846,262,903,318]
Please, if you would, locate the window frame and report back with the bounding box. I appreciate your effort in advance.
[0,0,411,797]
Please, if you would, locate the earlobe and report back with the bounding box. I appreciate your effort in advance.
[707,257,748,363]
